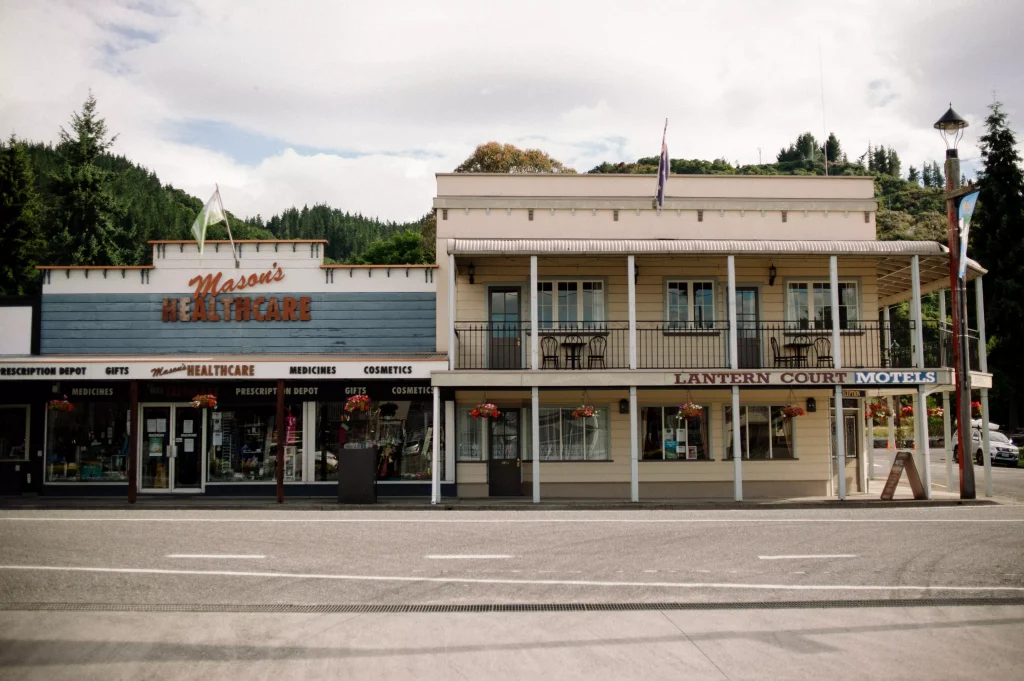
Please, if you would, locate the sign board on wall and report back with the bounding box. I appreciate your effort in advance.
[673,370,939,387]
[161,264,312,323]
[0,360,447,381]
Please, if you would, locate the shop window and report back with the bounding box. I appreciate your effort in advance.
[0,407,29,461]
[456,407,483,461]
[640,405,710,460]
[208,405,303,482]
[786,281,859,330]
[525,407,609,461]
[46,402,128,482]
[723,405,795,460]
[314,399,439,481]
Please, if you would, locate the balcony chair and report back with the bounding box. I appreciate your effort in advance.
[813,337,834,368]
[770,336,802,368]
[541,336,560,369]
[587,336,607,369]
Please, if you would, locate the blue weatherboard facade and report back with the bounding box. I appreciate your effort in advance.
[40,292,436,355]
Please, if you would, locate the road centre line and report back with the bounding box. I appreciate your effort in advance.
[425,555,512,560]
[0,564,1021,593]
[759,554,858,560]
[166,554,265,559]
[0,517,1021,524]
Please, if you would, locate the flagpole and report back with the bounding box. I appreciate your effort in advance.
[216,184,240,268]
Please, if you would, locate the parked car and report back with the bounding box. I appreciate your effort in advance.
[952,422,1020,466]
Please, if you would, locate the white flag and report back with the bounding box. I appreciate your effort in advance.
[191,189,226,255]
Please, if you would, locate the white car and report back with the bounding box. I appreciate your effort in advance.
[953,424,1020,466]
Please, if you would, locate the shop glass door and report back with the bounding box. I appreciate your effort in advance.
[141,406,171,490]
[140,404,205,492]
[735,288,761,369]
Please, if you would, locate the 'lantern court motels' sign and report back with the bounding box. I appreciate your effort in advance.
[161,263,312,323]
[674,370,939,386]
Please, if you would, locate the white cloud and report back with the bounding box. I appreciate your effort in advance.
[1,0,1021,222]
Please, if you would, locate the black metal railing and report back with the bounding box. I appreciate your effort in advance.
[452,320,978,371]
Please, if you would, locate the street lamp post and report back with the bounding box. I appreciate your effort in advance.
[935,105,975,499]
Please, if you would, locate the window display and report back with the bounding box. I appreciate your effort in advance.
[531,406,609,461]
[641,405,710,460]
[314,399,438,480]
[207,405,303,482]
[724,405,795,459]
[456,407,483,461]
[46,402,128,481]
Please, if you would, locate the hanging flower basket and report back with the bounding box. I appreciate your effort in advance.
[782,405,805,420]
[572,405,598,419]
[191,394,218,409]
[928,407,944,418]
[867,402,889,423]
[901,405,914,417]
[971,401,982,418]
[345,394,372,413]
[677,402,703,420]
[48,395,74,412]
[470,403,500,419]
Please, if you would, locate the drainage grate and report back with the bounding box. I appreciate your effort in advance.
[1,598,1022,614]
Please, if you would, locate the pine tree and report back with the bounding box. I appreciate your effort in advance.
[49,92,128,266]
[825,133,841,162]
[932,161,945,189]
[922,163,933,187]
[0,135,44,294]
[886,148,901,178]
[907,166,920,185]
[971,101,1024,427]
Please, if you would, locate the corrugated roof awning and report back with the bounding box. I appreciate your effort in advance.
[447,239,986,307]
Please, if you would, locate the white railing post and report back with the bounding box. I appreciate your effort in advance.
[727,256,741,501]
[910,255,931,497]
[448,253,456,370]
[629,386,639,502]
[532,386,540,503]
[431,387,441,504]
[530,255,538,372]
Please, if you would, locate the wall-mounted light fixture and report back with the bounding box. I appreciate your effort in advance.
[619,399,630,414]
[634,263,639,285]
[468,262,475,284]
[768,263,777,287]
[805,397,816,413]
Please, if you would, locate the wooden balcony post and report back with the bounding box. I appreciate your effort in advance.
[977,277,993,497]
[629,386,638,503]
[432,387,441,504]
[727,256,742,502]
[448,253,456,370]
[830,255,846,501]
[910,255,932,497]
[532,387,540,503]
[530,256,538,371]
[627,255,637,370]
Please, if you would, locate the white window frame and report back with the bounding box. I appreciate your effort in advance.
[723,404,797,460]
[455,406,484,461]
[525,405,610,461]
[640,405,712,460]
[664,280,717,329]
[537,279,606,330]
[786,280,860,330]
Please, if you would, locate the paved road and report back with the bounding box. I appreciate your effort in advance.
[1,507,1022,679]
[871,447,1024,502]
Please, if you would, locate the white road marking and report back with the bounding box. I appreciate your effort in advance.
[0,564,1021,593]
[759,554,858,560]
[424,555,511,560]
[0,517,1020,524]
[166,554,265,559]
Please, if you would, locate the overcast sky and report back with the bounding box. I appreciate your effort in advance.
[1,0,1021,222]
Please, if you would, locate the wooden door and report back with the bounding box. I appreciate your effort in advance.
[488,409,521,496]
[489,288,522,369]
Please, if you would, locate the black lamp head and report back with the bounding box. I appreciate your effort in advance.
[934,104,968,152]
[769,263,777,287]
[468,262,475,284]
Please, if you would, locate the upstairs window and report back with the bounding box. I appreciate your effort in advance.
[666,280,716,329]
[538,280,605,329]
[786,281,859,329]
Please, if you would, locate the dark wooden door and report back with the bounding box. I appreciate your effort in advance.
[735,288,761,369]
[489,288,522,369]
[488,409,521,496]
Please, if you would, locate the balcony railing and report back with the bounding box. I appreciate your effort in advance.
[452,320,979,371]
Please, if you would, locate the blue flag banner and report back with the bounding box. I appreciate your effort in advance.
[656,119,668,210]
[957,190,980,279]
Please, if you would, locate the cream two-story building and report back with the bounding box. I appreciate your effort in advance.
[429,172,990,502]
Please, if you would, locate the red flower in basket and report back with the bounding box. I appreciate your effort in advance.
[782,405,805,419]
[190,394,217,409]
[867,402,889,422]
[971,401,982,418]
[677,402,702,419]
[345,394,372,413]
[48,395,74,412]
[901,405,913,417]
[470,403,500,419]
[572,405,597,419]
